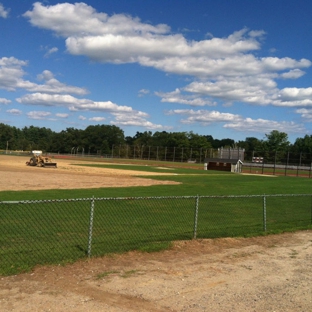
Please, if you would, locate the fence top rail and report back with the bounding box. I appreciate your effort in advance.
[1,193,312,204]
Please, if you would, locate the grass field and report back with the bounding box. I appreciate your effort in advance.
[1,161,312,275]
[1,161,312,201]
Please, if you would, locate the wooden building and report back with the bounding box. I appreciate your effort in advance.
[204,158,243,173]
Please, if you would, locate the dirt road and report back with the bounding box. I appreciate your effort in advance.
[0,231,311,312]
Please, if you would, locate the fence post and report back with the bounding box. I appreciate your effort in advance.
[311,195,312,225]
[87,196,95,257]
[193,195,199,239]
[263,194,267,232]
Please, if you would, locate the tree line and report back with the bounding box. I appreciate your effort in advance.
[1,123,312,156]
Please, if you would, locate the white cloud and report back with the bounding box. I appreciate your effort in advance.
[27,111,52,120]
[278,87,312,101]
[6,108,22,115]
[44,47,58,58]
[0,3,9,18]
[22,2,312,114]
[24,4,264,66]
[167,109,241,125]
[20,2,312,134]
[280,69,305,79]
[0,57,88,94]
[24,2,169,38]
[224,118,305,134]
[112,112,171,130]
[156,88,216,106]
[55,113,68,118]
[89,116,106,122]
[273,87,312,107]
[162,74,312,109]
[0,57,28,91]
[295,108,312,122]
[138,89,149,97]
[183,77,277,105]
[0,97,11,104]
[16,92,147,115]
[168,108,305,134]
[33,70,88,95]
[16,92,165,129]
[23,3,311,78]
[79,115,87,120]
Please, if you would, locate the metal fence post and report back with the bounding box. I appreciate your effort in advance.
[263,194,267,232]
[311,195,312,225]
[193,195,199,239]
[87,196,95,257]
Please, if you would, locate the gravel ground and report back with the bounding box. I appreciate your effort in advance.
[1,231,311,312]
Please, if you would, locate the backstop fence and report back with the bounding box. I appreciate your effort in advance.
[1,194,312,275]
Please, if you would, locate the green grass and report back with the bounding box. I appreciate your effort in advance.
[1,163,312,201]
[1,161,312,276]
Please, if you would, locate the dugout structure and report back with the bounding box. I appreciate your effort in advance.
[204,158,243,173]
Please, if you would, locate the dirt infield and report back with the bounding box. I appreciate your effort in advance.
[0,155,311,311]
[0,155,180,191]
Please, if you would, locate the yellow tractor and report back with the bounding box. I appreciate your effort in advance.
[26,151,57,168]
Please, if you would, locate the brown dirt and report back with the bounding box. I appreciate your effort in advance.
[0,155,180,191]
[0,155,311,311]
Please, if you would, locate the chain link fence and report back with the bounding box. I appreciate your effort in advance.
[1,194,312,275]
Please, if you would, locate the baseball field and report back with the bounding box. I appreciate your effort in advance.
[0,155,311,312]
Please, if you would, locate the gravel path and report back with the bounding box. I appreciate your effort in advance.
[1,231,311,311]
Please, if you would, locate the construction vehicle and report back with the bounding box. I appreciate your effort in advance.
[26,150,57,168]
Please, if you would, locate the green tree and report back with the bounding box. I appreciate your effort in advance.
[83,124,124,155]
[263,130,290,152]
[292,135,312,154]
[132,131,153,146]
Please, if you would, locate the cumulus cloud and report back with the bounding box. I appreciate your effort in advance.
[24,3,263,67]
[273,87,312,107]
[156,89,216,106]
[138,89,149,97]
[27,111,52,120]
[183,76,277,105]
[0,97,11,104]
[44,47,58,58]
[0,57,28,91]
[0,57,88,94]
[280,69,305,79]
[0,3,9,18]
[16,92,166,130]
[6,108,22,115]
[21,2,312,133]
[168,108,305,134]
[224,118,305,133]
[24,2,169,38]
[89,116,106,122]
[113,111,171,130]
[16,92,138,114]
[23,3,310,77]
[34,70,88,95]
[295,108,312,121]
[167,109,241,125]
[55,113,68,118]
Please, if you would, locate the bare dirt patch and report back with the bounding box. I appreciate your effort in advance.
[0,155,180,191]
[1,231,311,312]
[1,155,311,311]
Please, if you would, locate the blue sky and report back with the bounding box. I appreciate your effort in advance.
[0,1,312,143]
